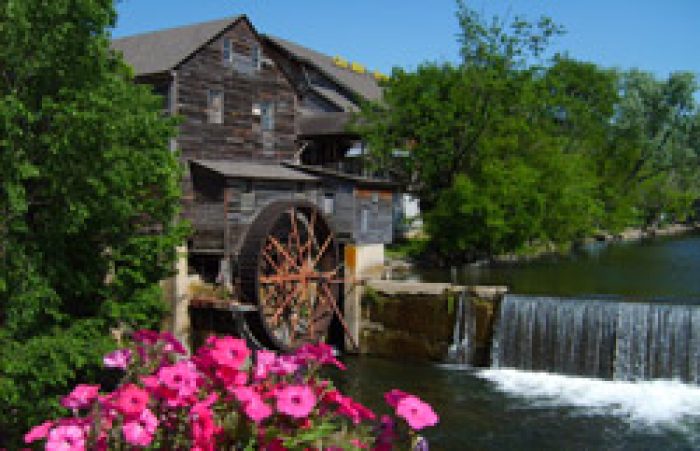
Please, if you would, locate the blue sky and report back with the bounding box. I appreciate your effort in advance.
[113,1,699,79]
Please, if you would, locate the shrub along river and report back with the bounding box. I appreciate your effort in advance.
[333,232,700,450]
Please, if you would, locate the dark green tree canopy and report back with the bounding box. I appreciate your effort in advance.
[0,0,186,444]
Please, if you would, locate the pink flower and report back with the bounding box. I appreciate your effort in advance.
[132,330,159,345]
[115,384,149,417]
[243,392,273,423]
[272,355,299,375]
[275,385,316,419]
[324,390,375,424]
[103,349,132,370]
[191,401,217,450]
[209,337,250,369]
[24,420,53,444]
[122,408,158,447]
[254,350,276,380]
[157,360,198,404]
[45,425,85,451]
[215,365,248,389]
[295,343,346,370]
[160,331,187,355]
[374,414,397,450]
[350,438,368,449]
[61,384,100,410]
[384,389,410,408]
[395,396,439,430]
[231,386,256,404]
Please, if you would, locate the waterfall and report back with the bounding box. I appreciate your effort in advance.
[447,290,473,364]
[491,295,700,383]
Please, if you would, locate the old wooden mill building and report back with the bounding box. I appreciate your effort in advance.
[112,16,401,351]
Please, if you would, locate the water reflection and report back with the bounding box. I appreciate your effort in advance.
[414,232,700,299]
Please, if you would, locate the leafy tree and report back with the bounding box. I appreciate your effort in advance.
[357,2,604,260]
[0,0,186,444]
[358,3,563,212]
[609,70,700,226]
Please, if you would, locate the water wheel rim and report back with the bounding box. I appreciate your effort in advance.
[255,204,339,351]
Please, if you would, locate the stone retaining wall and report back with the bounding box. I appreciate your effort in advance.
[359,281,507,364]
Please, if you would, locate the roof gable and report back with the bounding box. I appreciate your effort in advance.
[264,36,383,105]
[111,16,246,76]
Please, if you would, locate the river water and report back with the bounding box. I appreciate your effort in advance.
[335,233,700,450]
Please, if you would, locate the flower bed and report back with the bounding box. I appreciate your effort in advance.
[25,331,438,450]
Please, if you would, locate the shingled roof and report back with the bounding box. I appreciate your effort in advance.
[191,160,319,182]
[111,16,244,76]
[112,17,383,107]
[264,36,383,105]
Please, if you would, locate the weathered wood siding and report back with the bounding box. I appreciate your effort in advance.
[188,172,323,254]
[353,189,393,244]
[176,20,298,226]
[188,170,394,254]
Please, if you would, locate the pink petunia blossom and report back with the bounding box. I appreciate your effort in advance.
[275,385,316,419]
[45,425,85,451]
[114,384,149,418]
[24,420,53,444]
[190,400,218,451]
[231,386,256,404]
[374,414,397,450]
[271,355,299,375]
[243,392,273,423]
[160,331,187,355]
[215,365,248,389]
[209,337,251,369]
[324,390,375,425]
[157,360,198,404]
[294,343,346,370]
[122,408,158,447]
[132,330,159,346]
[395,396,439,430]
[383,389,410,408]
[253,350,276,380]
[103,349,132,370]
[61,384,100,410]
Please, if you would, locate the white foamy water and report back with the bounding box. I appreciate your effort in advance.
[477,368,700,425]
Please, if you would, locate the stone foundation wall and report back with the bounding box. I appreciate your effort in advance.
[359,281,507,364]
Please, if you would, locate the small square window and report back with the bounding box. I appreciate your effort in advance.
[208,89,223,124]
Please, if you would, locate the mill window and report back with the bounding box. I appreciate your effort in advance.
[361,207,370,233]
[223,38,232,64]
[260,102,275,131]
[208,89,223,124]
[252,43,262,71]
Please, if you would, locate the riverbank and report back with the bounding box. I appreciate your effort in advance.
[386,222,700,270]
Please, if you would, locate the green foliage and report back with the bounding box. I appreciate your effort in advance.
[357,2,700,261]
[0,0,186,445]
[607,70,700,226]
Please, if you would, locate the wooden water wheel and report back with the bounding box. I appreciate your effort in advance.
[239,200,356,352]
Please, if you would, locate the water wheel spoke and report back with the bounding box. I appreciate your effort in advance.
[289,208,303,263]
[262,248,284,275]
[268,236,300,271]
[270,282,304,324]
[311,234,334,269]
[304,209,318,261]
[320,283,359,350]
